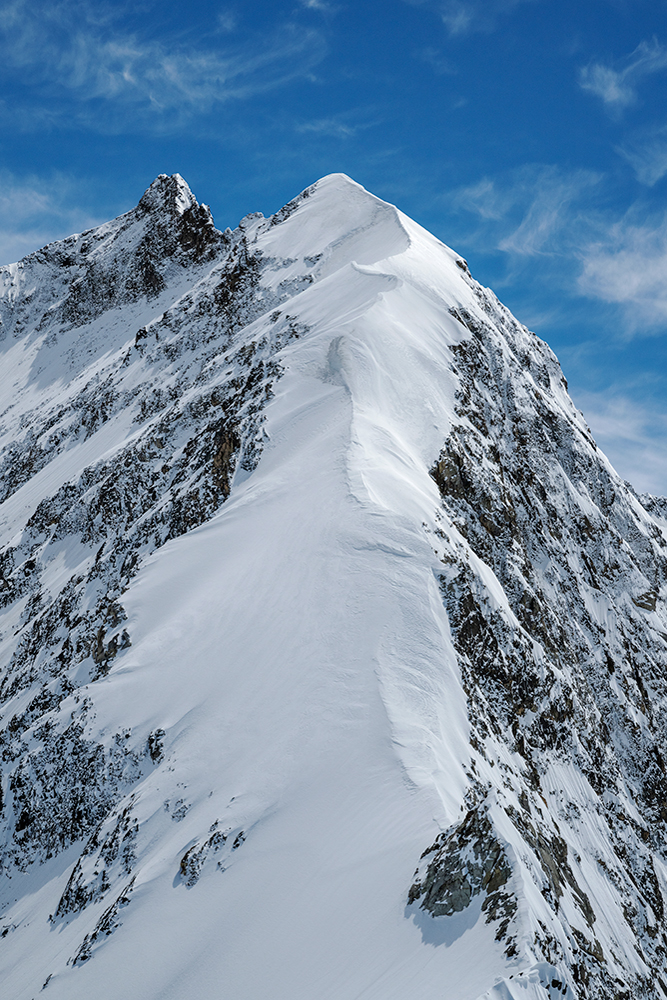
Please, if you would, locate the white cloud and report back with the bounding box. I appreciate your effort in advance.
[580,64,635,108]
[440,2,473,36]
[294,105,378,139]
[574,390,667,496]
[498,171,601,257]
[216,10,238,33]
[453,164,667,329]
[417,47,457,75]
[578,214,667,327]
[0,171,105,266]
[405,0,537,37]
[579,38,667,111]
[295,117,356,137]
[449,163,667,334]
[452,165,602,257]
[617,127,667,186]
[452,177,511,220]
[0,0,326,131]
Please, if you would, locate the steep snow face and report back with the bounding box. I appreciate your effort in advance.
[0,173,666,1000]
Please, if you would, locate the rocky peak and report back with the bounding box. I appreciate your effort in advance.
[0,173,225,350]
[136,172,198,218]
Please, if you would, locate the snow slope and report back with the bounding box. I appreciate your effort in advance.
[0,174,666,1000]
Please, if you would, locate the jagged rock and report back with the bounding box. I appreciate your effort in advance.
[408,806,516,946]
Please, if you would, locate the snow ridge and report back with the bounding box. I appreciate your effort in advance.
[0,173,665,1000]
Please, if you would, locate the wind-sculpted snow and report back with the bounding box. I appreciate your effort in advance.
[0,172,666,1000]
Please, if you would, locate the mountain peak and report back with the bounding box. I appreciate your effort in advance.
[1,174,667,1000]
[313,171,369,193]
[261,171,411,277]
[137,172,197,218]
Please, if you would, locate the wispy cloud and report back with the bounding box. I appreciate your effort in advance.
[579,38,667,111]
[440,2,474,36]
[294,105,379,138]
[452,177,509,220]
[296,117,356,137]
[404,0,537,37]
[499,171,601,256]
[617,126,667,186]
[574,390,667,495]
[417,47,457,75]
[0,0,326,132]
[298,0,335,10]
[440,0,536,36]
[216,11,238,33]
[0,171,105,266]
[451,163,667,329]
[578,213,667,327]
[452,165,602,257]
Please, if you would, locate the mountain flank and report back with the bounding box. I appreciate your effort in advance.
[0,173,666,1000]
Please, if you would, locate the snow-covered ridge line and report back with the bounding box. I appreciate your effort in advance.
[0,173,665,1000]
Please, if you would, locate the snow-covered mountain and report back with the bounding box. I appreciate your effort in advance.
[0,172,666,1000]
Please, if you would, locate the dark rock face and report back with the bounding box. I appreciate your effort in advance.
[54,799,139,919]
[0,176,220,348]
[409,280,667,999]
[8,714,141,866]
[178,820,246,887]
[409,806,517,953]
[0,176,307,905]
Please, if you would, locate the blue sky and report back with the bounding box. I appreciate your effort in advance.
[1,0,667,493]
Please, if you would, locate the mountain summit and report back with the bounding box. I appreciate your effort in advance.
[0,174,666,1000]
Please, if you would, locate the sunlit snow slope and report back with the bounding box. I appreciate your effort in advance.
[1,174,666,1000]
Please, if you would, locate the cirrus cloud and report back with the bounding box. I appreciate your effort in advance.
[401,0,537,37]
[450,162,667,332]
[574,390,667,496]
[0,0,326,133]
[579,38,667,112]
[0,170,106,265]
[616,126,667,186]
[578,214,667,327]
[451,164,602,258]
